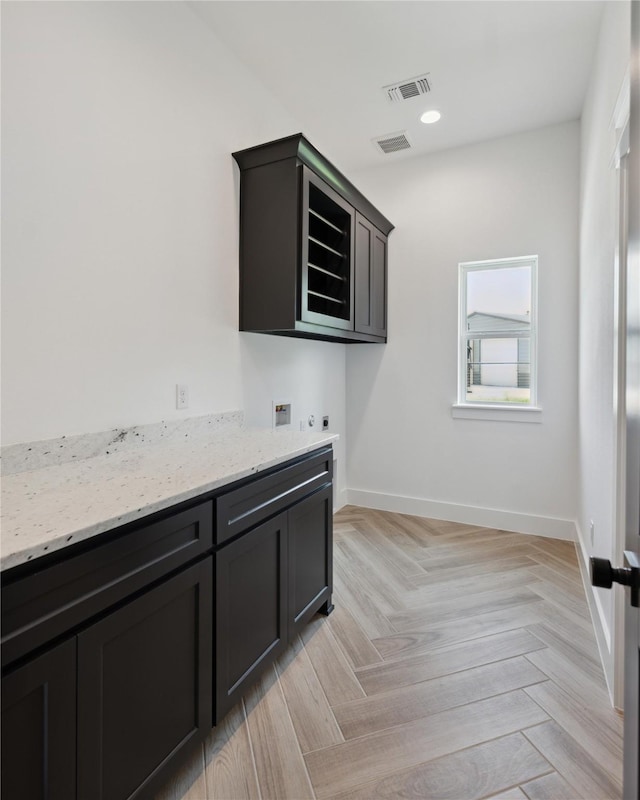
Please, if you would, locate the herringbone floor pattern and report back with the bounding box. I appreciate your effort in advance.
[157,506,624,800]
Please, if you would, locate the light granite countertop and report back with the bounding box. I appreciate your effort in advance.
[1,412,337,571]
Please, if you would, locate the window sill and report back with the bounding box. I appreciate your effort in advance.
[451,403,542,423]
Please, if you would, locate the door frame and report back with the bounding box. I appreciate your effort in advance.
[623,4,640,795]
[612,66,631,710]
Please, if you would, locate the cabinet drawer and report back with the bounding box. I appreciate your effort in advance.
[216,447,332,545]
[1,501,213,667]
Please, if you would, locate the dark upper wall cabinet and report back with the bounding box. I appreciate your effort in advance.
[233,134,394,343]
[355,212,388,339]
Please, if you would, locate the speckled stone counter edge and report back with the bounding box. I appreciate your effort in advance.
[1,415,338,572]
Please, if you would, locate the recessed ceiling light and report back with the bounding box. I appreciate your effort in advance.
[420,110,441,124]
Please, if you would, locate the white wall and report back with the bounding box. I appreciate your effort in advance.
[578,0,630,696]
[1,2,347,496]
[347,122,580,537]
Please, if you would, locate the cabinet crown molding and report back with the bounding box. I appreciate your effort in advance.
[233,133,394,236]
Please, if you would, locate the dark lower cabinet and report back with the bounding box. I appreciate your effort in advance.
[1,638,77,800]
[77,559,212,800]
[288,486,333,638]
[215,513,288,721]
[1,446,333,800]
[215,483,333,722]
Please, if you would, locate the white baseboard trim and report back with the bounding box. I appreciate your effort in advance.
[345,489,576,541]
[574,522,615,705]
[333,487,349,514]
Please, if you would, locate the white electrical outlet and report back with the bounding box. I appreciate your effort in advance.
[176,384,189,410]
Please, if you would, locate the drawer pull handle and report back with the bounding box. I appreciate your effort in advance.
[226,472,328,528]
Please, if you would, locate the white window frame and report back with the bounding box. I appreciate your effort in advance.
[454,255,540,422]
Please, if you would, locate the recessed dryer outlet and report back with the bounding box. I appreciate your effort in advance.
[273,402,292,429]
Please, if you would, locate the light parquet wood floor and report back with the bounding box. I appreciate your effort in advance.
[156,506,624,800]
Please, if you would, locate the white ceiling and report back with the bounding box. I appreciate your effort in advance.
[191,1,604,172]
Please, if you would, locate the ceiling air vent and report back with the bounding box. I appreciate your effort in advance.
[373,131,411,155]
[383,73,432,103]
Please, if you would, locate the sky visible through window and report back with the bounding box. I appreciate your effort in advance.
[466,266,531,317]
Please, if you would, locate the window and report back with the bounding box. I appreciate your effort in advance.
[458,256,538,409]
